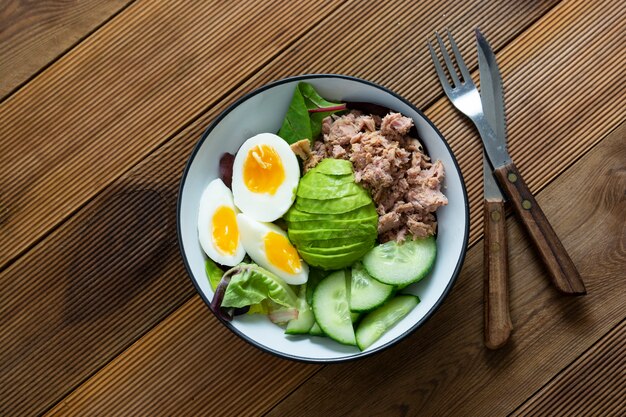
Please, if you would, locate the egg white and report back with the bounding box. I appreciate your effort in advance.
[237,213,308,285]
[232,133,300,222]
[198,179,246,267]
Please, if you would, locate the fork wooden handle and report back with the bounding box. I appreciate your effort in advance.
[484,198,512,349]
[493,162,586,295]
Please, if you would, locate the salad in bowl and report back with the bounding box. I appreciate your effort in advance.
[178,75,468,362]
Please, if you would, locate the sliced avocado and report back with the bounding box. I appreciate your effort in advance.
[286,215,378,230]
[284,204,377,222]
[300,171,354,187]
[289,225,377,241]
[313,158,354,175]
[295,236,367,248]
[296,181,362,200]
[300,240,374,256]
[295,192,372,214]
[299,249,368,270]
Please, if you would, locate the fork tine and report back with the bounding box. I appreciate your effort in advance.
[435,31,460,86]
[428,40,451,92]
[446,30,472,83]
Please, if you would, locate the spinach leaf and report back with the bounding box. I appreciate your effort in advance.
[277,82,346,144]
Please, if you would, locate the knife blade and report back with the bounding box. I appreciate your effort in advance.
[474,28,586,295]
[477,29,512,349]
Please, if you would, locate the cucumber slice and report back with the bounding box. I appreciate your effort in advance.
[362,236,437,286]
[312,270,356,346]
[285,284,315,335]
[305,268,328,305]
[350,311,361,323]
[350,262,395,312]
[309,322,325,336]
[355,295,420,350]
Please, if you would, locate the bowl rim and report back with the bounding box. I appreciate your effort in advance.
[177,73,470,363]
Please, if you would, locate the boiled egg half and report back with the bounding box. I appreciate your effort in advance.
[198,179,246,266]
[232,133,300,222]
[237,213,308,285]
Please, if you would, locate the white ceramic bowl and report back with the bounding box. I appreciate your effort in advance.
[178,74,469,362]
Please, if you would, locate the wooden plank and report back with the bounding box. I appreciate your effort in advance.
[0,0,344,269]
[0,0,132,99]
[1,0,619,415]
[45,119,626,417]
[511,320,625,417]
[425,0,626,242]
[47,296,320,417]
[0,0,565,415]
[0,2,345,416]
[264,124,625,417]
[36,0,624,415]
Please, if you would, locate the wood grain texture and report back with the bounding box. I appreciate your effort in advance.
[47,118,626,417]
[494,162,586,295]
[0,0,343,269]
[0,2,561,414]
[0,2,344,415]
[1,0,622,415]
[47,297,320,417]
[0,0,132,99]
[512,320,626,417]
[264,122,625,417]
[426,0,626,248]
[483,199,512,349]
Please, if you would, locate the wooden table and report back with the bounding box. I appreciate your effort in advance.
[1,1,624,415]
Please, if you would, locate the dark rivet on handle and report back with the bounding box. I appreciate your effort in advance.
[522,200,532,210]
[507,172,518,182]
[490,210,501,222]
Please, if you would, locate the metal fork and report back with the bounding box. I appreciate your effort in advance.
[428,30,509,167]
[428,31,483,116]
[428,30,587,297]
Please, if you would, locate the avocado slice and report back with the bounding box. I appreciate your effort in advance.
[312,158,354,175]
[287,215,378,230]
[289,225,377,241]
[294,236,368,248]
[299,249,369,270]
[284,204,377,222]
[295,192,372,214]
[300,171,354,187]
[299,240,374,256]
[296,181,362,200]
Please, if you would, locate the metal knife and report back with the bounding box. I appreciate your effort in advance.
[478,31,512,349]
[475,28,586,296]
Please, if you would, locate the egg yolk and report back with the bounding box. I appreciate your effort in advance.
[264,231,301,274]
[243,144,285,195]
[212,206,239,255]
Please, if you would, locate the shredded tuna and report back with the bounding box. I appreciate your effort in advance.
[381,112,413,137]
[309,110,448,242]
[378,212,402,234]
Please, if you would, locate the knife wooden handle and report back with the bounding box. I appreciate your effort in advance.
[484,198,512,349]
[493,162,586,295]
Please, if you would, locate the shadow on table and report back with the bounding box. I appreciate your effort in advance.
[63,182,177,324]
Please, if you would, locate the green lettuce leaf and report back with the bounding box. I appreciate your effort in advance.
[277,82,346,144]
[221,264,298,310]
[205,258,224,291]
